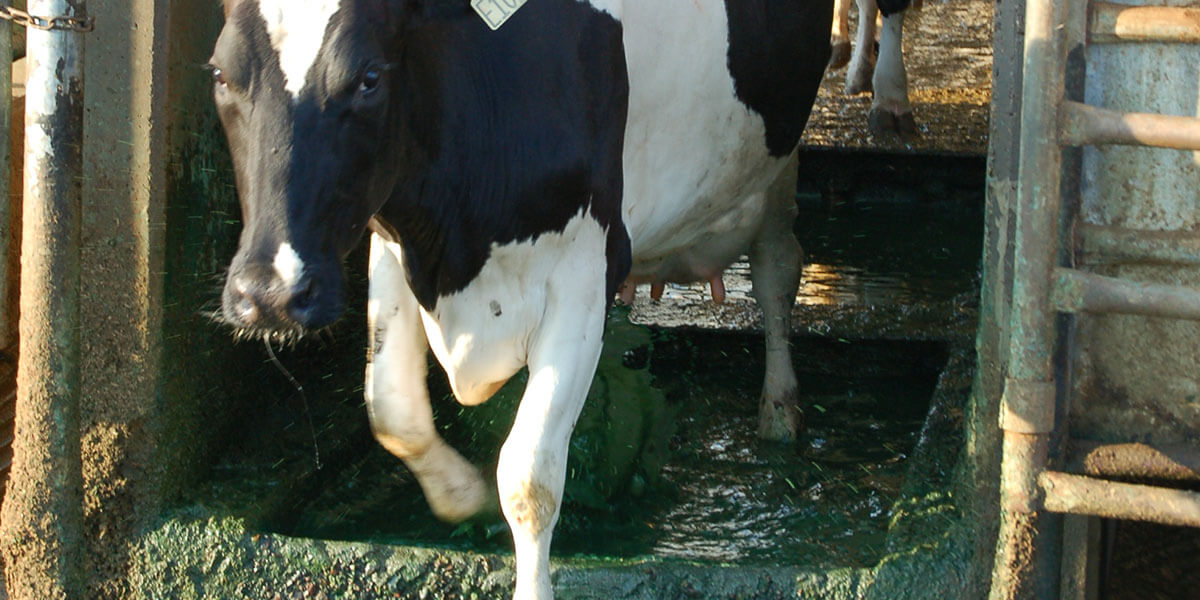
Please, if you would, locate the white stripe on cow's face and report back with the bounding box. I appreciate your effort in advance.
[257,0,342,99]
[274,242,305,286]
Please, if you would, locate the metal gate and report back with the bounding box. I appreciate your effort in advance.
[991,1,1200,598]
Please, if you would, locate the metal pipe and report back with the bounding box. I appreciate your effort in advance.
[1052,267,1200,320]
[1068,440,1200,482]
[1004,0,1065,395]
[993,430,1056,600]
[1079,224,1200,266]
[0,14,10,349]
[1041,471,1200,528]
[1090,2,1200,44]
[0,1,87,597]
[1060,100,1200,151]
[1059,515,1101,600]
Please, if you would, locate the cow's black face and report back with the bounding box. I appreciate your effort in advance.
[211,0,404,338]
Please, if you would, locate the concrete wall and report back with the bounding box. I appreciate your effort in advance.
[77,1,170,594]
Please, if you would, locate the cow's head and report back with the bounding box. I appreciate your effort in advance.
[210,0,409,338]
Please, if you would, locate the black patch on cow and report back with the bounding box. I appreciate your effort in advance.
[723,0,834,157]
[876,0,912,18]
[372,0,630,310]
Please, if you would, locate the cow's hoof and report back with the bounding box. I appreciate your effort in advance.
[756,393,803,444]
[828,40,851,71]
[868,107,918,140]
[417,445,496,523]
[427,474,496,523]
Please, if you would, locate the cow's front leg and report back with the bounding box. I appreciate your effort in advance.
[868,10,916,137]
[365,234,490,522]
[750,158,803,443]
[498,283,605,600]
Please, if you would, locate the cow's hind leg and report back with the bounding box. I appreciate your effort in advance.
[868,9,916,137]
[845,0,879,95]
[365,234,491,522]
[750,157,803,443]
[498,261,606,600]
[829,0,853,70]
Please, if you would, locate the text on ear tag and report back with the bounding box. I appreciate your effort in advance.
[472,0,530,30]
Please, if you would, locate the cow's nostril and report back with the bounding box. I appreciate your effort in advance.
[236,296,258,323]
[227,274,265,327]
[287,279,317,325]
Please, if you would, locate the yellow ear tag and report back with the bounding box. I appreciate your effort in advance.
[471,0,529,30]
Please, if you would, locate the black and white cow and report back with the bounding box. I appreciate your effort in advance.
[210,1,831,598]
[829,0,916,136]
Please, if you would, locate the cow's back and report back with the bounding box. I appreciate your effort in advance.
[618,0,831,283]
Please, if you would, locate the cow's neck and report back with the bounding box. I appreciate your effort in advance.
[372,16,543,312]
[372,3,626,311]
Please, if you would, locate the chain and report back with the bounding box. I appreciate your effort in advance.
[0,5,94,32]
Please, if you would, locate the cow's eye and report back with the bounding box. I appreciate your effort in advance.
[358,68,381,94]
[210,66,227,88]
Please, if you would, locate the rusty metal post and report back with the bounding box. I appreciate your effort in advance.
[0,1,87,598]
[989,0,1068,597]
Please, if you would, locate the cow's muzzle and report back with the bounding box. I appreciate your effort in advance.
[220,258,341,337]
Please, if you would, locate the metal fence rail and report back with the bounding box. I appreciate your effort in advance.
[1052,268,1200,320]
[1078,224,1200,266]
[1059,100,1200,150]
[990,0,1200,598]
[1041,471,1200,528]
[1090,2,1200,44]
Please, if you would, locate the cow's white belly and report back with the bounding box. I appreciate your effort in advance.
[619,0,791,284]
[420,210,609,406]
